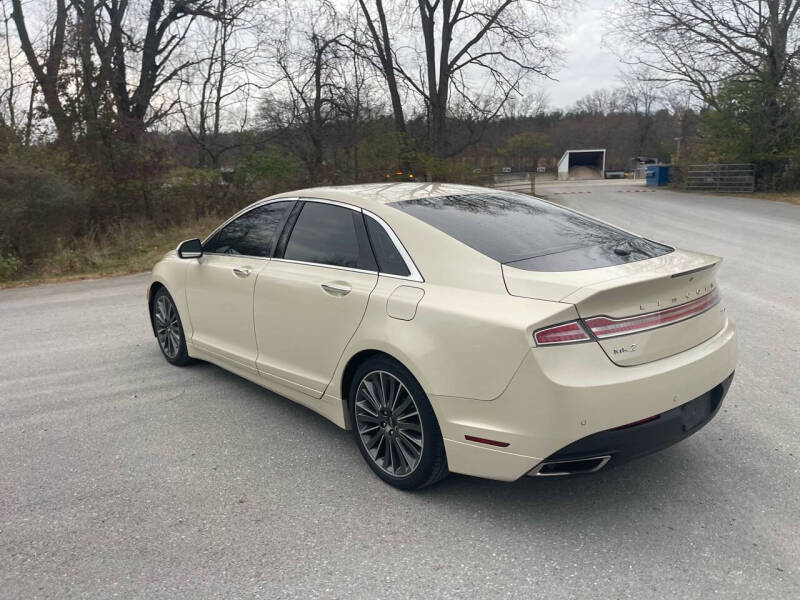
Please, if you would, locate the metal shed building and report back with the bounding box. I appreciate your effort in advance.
[557,148,606,181]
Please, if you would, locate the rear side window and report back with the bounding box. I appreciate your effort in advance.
[204,201,294,257]
[364,216,410,277]
[389,192,672,271]
[284,202,377,270]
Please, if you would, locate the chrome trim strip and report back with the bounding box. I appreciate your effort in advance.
[379,272,423,283]
[296,196,362,212]
[201,253,269,260]
[271,257,377,275]
[527,455,611,477]
[585,289,721,340]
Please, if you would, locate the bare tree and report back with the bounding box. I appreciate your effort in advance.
[1,0,38,146]
[612,0,800,161]
[10,0,71,141]
[613,1,800,106]
[8,0,221,142]
[68,0,221,139]
[354,0,406,137]
[619,68,664,155]
[573,88,626,116]
[501,89,550,118]
[178,0,260,166]
[1,0,17,129]
[332,20,380,181]
[357,0,560,157]
[263,1,347,181]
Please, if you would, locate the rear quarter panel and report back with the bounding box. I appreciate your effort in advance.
[332,276,578,403]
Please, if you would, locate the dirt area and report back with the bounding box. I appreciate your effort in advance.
[569,166,602,180]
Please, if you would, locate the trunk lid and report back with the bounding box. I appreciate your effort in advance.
[503,249,727,366]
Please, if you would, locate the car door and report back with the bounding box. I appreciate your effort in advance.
[253,200,379,397]
[185,200,295,370]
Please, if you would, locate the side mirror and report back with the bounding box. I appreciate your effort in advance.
[177,238,203,259]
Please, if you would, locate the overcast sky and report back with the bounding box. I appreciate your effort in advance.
[539,0,624,108]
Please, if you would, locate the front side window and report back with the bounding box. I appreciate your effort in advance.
[204,201,294,257]
[283,202,377,270]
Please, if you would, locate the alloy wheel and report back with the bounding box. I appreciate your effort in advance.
[154,294,181,359]
[354,370,424,477]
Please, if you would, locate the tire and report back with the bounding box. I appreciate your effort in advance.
[151,287,192,366]
[348,356,448,490]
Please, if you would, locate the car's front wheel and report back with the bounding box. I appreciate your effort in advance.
[152,287,192,366]
[349,356,448,489]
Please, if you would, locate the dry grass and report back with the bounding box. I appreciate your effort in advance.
[0,217,220,289]
[745,191,800,206]
[671,187,800,206]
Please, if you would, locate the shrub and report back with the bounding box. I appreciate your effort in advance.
[236,146,304,196]
[0,253,20,282]
[150,167,235,225]
[0,158,87,262]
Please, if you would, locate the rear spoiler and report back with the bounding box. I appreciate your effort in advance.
[671,262,718,279]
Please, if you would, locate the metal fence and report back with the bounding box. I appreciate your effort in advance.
[686,164,755,193]
[483,172,535,195]
[633,165,648,181]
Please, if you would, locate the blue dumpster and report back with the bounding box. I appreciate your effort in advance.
[646,164,671,186]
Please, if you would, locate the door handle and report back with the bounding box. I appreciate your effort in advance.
[321,281,352,296]
[232,267,252,278]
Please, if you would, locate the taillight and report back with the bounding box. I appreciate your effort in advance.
[534,289,722,347]
[584,288,721,339]
[534,320,591,346]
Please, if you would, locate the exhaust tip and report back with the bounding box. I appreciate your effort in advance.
[528,455,611,477]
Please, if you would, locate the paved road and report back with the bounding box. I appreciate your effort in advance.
[1,183,798,599]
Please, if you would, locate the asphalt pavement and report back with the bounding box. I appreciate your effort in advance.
[1,181,798,599]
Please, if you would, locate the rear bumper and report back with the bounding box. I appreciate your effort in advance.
[529,372,733,475]
[432,318,737,481]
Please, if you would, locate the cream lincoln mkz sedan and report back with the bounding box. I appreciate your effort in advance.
[148,183,737,489]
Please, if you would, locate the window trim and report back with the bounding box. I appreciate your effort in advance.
[270,257,381,276]
[200,196,423,282]
[271,200,304,259]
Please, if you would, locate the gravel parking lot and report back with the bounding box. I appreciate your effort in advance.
[1,182,798,599]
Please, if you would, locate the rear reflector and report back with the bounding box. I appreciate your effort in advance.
[464,435,510,448]
[533,321,591,346]
[584,289,721,339]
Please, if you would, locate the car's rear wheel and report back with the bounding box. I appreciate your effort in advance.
[349,356,448,489]
[152,288,192,366]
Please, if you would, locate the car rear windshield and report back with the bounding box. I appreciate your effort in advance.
[388,192,673,271]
